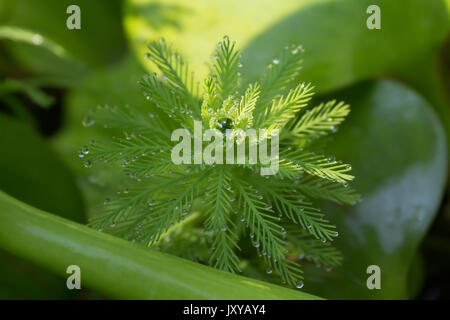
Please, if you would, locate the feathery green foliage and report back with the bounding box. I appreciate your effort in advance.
[81,36,358,288]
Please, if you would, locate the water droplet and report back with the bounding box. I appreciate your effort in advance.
[104,198,110,205]
[272,58,280,65]
[84,159,92,168]
[82,116,95,127]
[124,131,136,140]
[296,281,304,289]
[266,268,272,274]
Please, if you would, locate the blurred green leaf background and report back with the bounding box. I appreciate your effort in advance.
[0,0,449,299]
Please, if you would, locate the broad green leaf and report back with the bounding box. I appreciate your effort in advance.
[0,114,85,298]
[0,114,85,221]
[393,52,450,157]
[0,25,73,62]
[0,24,86,82]
[0,0,127,77]
[302,80,447,299]
[242,0,449,93]
[0,191,321,300]
[124,0,449,93]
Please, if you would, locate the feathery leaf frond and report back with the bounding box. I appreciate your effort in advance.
[290,100,350,139]
[146,39,199,112]
[204,167,241,273]
[234,83,260,129]
[282,151,354,184]
[286,228,343,268]
[139,73,196,127]
[82,37,357,289]
[256,44,304,109]
[234,178,303,286]
[211,36,241,101]
[84,104,170,137]
[257,181,338,241]
[257,83,315,130]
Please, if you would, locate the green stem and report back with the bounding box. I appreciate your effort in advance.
[0,191,320,300]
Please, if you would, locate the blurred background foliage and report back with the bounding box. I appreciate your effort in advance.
[0,0,449,299]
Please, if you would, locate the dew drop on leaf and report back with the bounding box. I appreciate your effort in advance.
[82,116,95,127]
[84,159,92,168]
